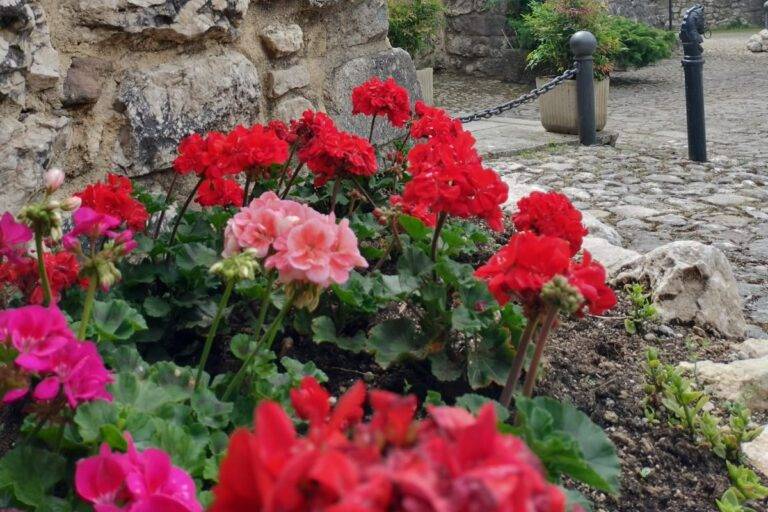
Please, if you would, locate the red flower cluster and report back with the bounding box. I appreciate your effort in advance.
[76,174,149,232]
[514,191,588,256]
[410,101,464,140]
[476,191,616,317]
[174,124,289,179]
[296,113,378,187]
[0,252,80,304]
[196,177,244,207]
[352,77,412,128]
[398,115,508,231]
[211,377,566,512]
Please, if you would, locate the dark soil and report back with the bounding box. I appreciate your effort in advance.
[283,297,768,512]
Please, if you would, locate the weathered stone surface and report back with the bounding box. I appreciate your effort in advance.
[747,34,764,53]
[582,211,623,246]
[0,113,71,212]
[267,64,310,98]
[616,241,747,338]
[500,182,547,211]
[260,23,304,58]
[76,0,250,41]
[327,0,388,48]
[115,50,261,175]
[274,96,314,122]
[325,48,421,143]
[742,427,768,478]
[583,236,641,277]
[63,57,111,106]
[733,338,768,360]
[679,357,768,411]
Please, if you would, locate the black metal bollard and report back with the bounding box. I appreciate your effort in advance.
[764,1,768,30]
[680,5,708,162]
[570,31,598,146]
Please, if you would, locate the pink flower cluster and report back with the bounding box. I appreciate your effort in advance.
[0,305,112,407]
[224,192,368,287]
[63,207,137,254]
[76,433,201,512]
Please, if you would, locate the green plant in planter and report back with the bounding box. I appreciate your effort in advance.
[387,0,444,58]
[611,16,676,69]
[523,0,622,78]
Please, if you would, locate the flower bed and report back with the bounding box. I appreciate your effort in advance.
[1,76,631,511]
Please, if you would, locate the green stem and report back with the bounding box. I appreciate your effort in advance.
[329,178,342,213]
[252,273,277,339]
[522,305,559,398]
[222,296,294,401]
[368,115,377,143]
[33,228,52,306]
[350,176,377,208]
[430,212,448,262]
[195,279,235,390]
[78,277,98,340]
[242,173,253,207]
[168,177,204,247]
[276,145,298,191]
[152,173,179,239]
[280,163,305,199]
[499,314,540,408]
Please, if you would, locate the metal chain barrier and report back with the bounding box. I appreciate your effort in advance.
[458,65,579,124]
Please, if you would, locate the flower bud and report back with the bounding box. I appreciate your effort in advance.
[61,196,82,212]
[540,275,583,315]
[44,168,65,193]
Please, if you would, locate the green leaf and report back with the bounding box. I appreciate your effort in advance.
[174,242,218,272]
[428,351,463,382]
[100,424,128,450]
[91,299,148,342]
[451,305,484,334]
[192,388,234,429]
[467,328,514,389]
[111,373,189,414]
[143,296,171,318]
[148,419,207,477]
[514,396,621,494]
[563,488,593,512]
[396,246,433,289]
[230,334,258,360]
[367,318,428,368]
[455,393,510,422]
[311,316,367,353]
[74,400,119,443]
[0,446,66,507]
[399,214,431,241]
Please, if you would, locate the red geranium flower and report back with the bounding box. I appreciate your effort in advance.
[76,174,149,232]
[291,110,338,148]
[195,178,244,207]
[566,250,617,316]
[1,252,80,304]
[300,127,378,187]
[410,101,464,140]
[514,191,588,256]
[352,77,412,128]
[226,124,290,175]
[474,232,571,312]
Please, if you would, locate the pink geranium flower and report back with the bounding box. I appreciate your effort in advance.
[63,207,121,249]
[0,212,33,262]
[76,434,202,512]
[33,338,113,407]
[0,305,73,372]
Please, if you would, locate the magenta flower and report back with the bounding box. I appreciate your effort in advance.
[63,207,121,249]
[76,434,202,512]
[32,338,113,407]
[0,212,33,262]
[0,305,73,373]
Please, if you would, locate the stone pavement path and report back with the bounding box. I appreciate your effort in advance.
[435,31,768,336]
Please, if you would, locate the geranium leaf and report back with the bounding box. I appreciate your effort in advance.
[466,328,514,389]
[74,400,119,443]
[399,214,431,241]
[91,299,148,342]
[311,316,367,353]
[367,318,429,368]
[455,393,510,422]
[143,296,171,318]
[0,446,66,507]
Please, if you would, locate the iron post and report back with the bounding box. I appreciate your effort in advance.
[669,0,674,30]
[679,5,707,162]
[764,1,768,29]
[570,31,597,146]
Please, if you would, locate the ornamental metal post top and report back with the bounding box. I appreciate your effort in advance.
[569,31,597,146]
[679,5,708,162]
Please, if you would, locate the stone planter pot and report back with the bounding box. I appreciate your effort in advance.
[416,67,434,105]
[536,76,609,134]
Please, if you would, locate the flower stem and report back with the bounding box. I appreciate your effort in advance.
[522,305,559,398]
[280,163,305,199]
[330,178,342,213]
[33,227,52,306]
[242,173,253,207]
[195,279,235,390]
[499,314,540,408]
[277,145,298,191]
[152,172,179,239]
[368,115,377,143]
[78,277,98,340]
[430,212,448,262]
[168,176,204,247]
[222,296,294,401]
[350,176,377,208]
[252,272,277,339]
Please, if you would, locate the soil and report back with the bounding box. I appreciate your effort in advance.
[283,297,768,512]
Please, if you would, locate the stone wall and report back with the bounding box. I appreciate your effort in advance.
[0,0,421,212]
[607,0,765,28]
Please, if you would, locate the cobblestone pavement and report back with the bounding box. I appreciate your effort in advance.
[435,31,768,336]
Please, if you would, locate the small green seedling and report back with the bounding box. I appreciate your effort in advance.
[624,283,658,335]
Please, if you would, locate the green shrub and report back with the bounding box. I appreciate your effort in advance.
[522,0,622,79]
[387,0,443,57]
[611,16,676,69]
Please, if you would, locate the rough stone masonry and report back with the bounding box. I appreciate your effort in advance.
[0,0,421,212]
